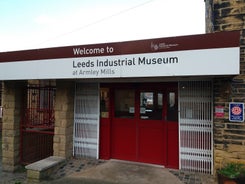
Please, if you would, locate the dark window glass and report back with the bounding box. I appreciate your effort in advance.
[100,88,109,118]
[167,92,178,121]
[140,92,163,120]
[115,89,135,118]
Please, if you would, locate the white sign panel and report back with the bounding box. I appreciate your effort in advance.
[0,47,239,80]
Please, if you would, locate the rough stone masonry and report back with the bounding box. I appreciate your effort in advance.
[206,0,245,171]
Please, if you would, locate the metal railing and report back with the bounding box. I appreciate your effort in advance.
[179,81,213,174]
[73,83,100,159]
[20,85,55,164]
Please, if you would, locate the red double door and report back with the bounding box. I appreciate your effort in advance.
[100,83,179,169]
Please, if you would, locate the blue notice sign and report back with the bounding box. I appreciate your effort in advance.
[229,103,244,122]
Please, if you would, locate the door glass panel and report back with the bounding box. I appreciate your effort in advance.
[115,89,135,118]
[140,92,163,120]
[167,92,178,121]
[100,88,109,118]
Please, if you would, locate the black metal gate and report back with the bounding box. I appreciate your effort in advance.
[20,85,55,164]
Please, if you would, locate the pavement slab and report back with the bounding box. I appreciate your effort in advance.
[0,157,217,184]
[46,160,183,184]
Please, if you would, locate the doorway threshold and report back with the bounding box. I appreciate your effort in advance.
[110,159,165,169]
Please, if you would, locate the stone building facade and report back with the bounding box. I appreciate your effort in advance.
[1,80,74,172]
[0,82,2,131]
[53,80,74,159]
[205,0,245,171]
[1,81,26,171]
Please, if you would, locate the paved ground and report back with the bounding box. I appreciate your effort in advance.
[0,133,217,184]
[0,158,217,184]
[50,159,217,184]
[45,160,182,184]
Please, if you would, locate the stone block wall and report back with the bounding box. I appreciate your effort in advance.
[206,0,245,170]
[1,81,26,171]
[0,82,2,131]
[205,0,214,33]
[53,80,75,158]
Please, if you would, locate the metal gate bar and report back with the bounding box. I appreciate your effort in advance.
[20,84,55,164]
[179,81,213,174]
[21,131,54,164]
[25,86,55,128]
[73,83,99,158]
